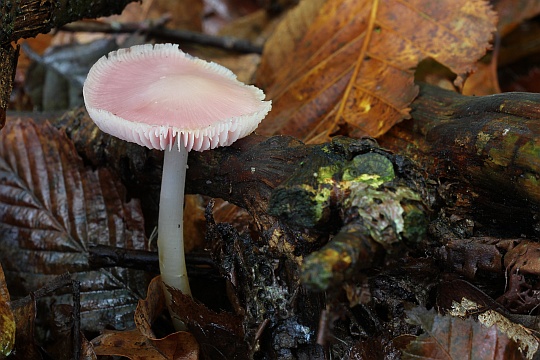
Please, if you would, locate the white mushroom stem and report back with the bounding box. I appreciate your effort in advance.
[158,141,192,328]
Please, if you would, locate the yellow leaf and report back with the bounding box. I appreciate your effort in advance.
[257,0,497,140]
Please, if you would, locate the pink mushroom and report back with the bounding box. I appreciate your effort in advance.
[83,43,271,327]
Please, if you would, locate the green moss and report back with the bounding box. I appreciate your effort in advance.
[316,165,340,183]
[342,153,395,183]
[488,132,519,167]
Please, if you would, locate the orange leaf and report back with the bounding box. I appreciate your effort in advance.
[257,0,497,141]
[92,329,198,360]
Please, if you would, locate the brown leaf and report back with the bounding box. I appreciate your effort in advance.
[494,0,540,35]
[10,297,42,360]
[462,0,540,96]
[92,276,199,360]
[92,329,198,360]
[0,263,15,357]
[396,307,524,360]
[0,118,148,331]
[257,0,497,140]
[168,286,249,359]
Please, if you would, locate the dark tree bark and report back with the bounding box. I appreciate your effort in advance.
[379,83,540,234]
[1,0,138,44]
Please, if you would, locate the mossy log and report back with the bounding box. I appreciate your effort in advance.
[40,86,540,357]
[380,83,540,234]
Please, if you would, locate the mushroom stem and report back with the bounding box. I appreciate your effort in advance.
[158,141,192,328]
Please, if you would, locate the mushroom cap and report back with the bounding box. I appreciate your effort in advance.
[83,43,271,151]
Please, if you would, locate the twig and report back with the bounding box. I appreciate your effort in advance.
[1,0,138,45]
[61,21,264,54]
[72,280,81,360]
[88,245,220,279]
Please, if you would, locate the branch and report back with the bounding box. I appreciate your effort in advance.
[1,0,138,45]
[380,83,540,233]
[61,21,264,54]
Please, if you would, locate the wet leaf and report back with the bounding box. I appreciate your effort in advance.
[0,118,148,331]
[397,307,524,360]
[168,285,248,359]
[0,264,14,357]
[92,329,198,360]
[92,276,199,360]
[257,0,497,140]
[10,297,41,360]
[504,241,540,276]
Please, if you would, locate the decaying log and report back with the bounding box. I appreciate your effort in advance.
[380,83,540,234]
[43,85,540,358]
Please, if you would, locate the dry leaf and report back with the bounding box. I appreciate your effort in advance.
[494,0,540,36]
[257,0,497,141]
[478,310,539,360]
[396,307,524,360]
[0,118,148,331]
[92,329,198,360]
[463,0,540,96]
[0,263,14,357]
[92,276,199,360]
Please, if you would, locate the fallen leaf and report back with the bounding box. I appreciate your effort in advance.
[0,263,14,357]
[10,297,41,360]
[462,0,540,96]
[396,306,524,360]
[257,0,497,140]
[0,118,148,331]
[256,0,325,86]
[92,329,198,360]
[478,310,539,360]
[168,285,249,359]
[494,0,540,36]
[92,276,199,360]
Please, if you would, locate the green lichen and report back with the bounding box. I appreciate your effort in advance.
[488,132,519,167]
[475,131,492,155]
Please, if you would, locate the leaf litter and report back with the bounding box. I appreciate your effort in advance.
[0,118,148,332]
[256,0,497,141]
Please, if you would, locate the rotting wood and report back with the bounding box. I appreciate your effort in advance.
[380,83,540,234]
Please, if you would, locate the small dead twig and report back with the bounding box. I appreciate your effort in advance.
[61,20,264,54]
